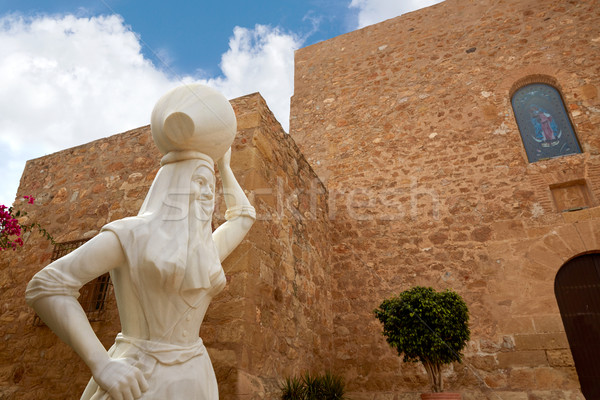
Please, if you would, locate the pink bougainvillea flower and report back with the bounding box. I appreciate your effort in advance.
[1,196,52,251]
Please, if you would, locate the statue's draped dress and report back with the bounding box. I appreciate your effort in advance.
[27,158,225,400]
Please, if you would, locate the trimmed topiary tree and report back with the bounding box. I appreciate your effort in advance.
[374,286,470,393]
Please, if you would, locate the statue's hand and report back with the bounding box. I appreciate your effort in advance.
[93,358,148,400]
[217,148,232,173]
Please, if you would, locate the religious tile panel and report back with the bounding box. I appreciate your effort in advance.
[512,83,581,162]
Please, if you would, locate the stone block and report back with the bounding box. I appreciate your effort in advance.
[525,244,565,270]
[371,393,397,400]
[540,233,578,261]
[589,205,600,219]
[483,372,508,389]
[491,220,527,240]
[534,367,580,390]
[486,391,528,400]
[551,224,588,256]
[566,390,586,400]
[497,351,548,368]
[546,349,574,367]
[511,296,559,316]
[237,111,262,130]
[396,394,422,400]
[514,333,568,350]
[252,132,275,163]
[580,83,598,99]
[528,391,567,400]
[0,387,19,400]
[216,323,247,343]
[508,368,535,390]
[222,242,257,274]
[465,354,497,371]
[570,220,599,251]
[461,391,496,400]
[236,370,266,398]
[204,299,246,323]
[533,314,564,333]
[526,226,555,239]
[346,392,376,400]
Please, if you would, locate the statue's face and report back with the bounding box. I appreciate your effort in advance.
[190,166,215,221]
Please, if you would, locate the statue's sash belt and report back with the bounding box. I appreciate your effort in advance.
[89,333,206,400]
[114,333,206,365]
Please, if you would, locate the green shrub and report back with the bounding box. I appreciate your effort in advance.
[279,371,346,400]
[319,371,346,399]
[280,375,305,400]
[374,286,470,393]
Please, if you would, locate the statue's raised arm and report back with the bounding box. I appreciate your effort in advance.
[213,148,256,262]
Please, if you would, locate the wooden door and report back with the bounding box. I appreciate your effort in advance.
[555,253,600,399]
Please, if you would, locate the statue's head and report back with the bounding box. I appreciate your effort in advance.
[151,83,237,162]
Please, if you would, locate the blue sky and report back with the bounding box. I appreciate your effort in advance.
[0,0,443,206]
[2,0,355,76]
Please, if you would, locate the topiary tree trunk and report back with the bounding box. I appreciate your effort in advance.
[422,358,443,392]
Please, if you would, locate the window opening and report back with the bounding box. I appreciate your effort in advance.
[33,238,112,325]
[511,83,581,162]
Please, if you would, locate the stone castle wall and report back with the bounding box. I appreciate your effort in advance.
[290,0,599,398]
[210,94,333,398]
[0,93,333,399]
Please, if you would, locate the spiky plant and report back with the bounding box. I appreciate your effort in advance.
[320,371,346,400]
[280,375,304,400]
[279,371,346,400]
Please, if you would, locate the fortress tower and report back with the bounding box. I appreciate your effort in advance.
[291,0,600,396]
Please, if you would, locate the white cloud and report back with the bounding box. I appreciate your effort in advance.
[0,13,176,206]
[349,0,444,28]
[0,14,300,206]
[202,24,302,134]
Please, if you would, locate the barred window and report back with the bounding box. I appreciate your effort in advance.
[50,238,90,260]
[33,238,112,325]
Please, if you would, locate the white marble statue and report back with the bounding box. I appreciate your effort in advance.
[26,84,255,400]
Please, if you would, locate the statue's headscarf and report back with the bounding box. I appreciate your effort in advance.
[102,151,221,308]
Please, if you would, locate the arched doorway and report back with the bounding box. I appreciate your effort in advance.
[555,253,600,399]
